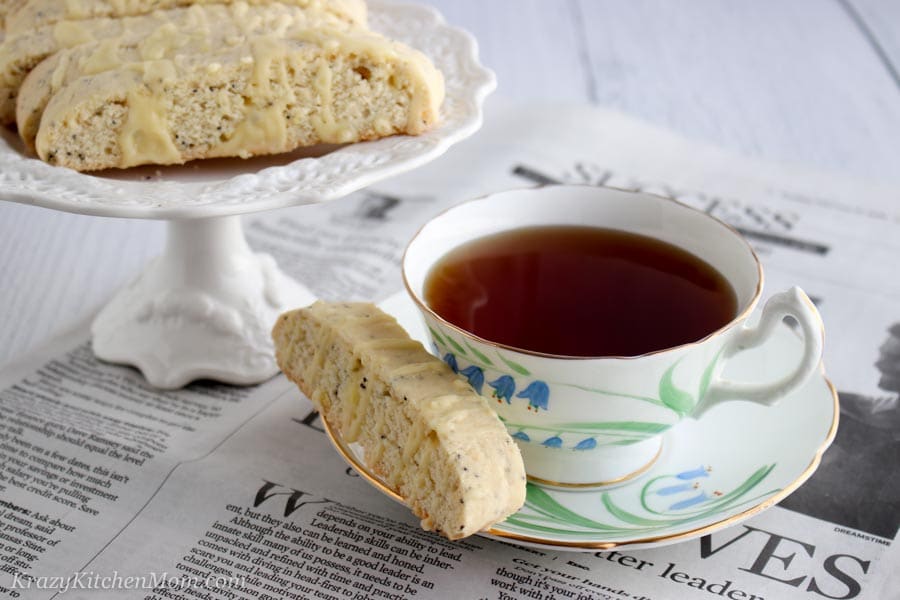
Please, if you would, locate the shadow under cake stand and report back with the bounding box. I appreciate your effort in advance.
[0,0,494,389]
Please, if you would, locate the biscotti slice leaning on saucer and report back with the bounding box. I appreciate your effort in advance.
[0,2,365,124]
[16,4,368,150]
[5,0,367,32]
[272,302,526,540]
[34,30,443,171]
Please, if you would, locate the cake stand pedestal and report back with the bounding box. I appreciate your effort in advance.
[0,0,493,388]
[92,216,314,388]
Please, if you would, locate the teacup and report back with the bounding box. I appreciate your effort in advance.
[402,185,824,487]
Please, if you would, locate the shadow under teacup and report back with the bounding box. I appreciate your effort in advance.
[403,185,824,488]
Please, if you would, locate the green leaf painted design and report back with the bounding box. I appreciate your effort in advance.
[523,485,620,531]
[427,326,445,347]
[659,360,694,417]
[697,349,724,402]
[558,421,670,434]
[631,464,779,520]
[601,494,669,527]
[497,352,531,376]
[705,465,777,511]
[612,438,644,446]
[503,516,651,536]
[465,341,494,366]
[445,335,467,356]
[564,352,724,417]
[501,419,668,441]
[639,474,677,514]
[503,464,779,538]
[564,383,668,409]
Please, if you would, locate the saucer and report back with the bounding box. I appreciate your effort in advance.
[324,292,838,552]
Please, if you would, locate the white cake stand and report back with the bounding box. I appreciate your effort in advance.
[0,1,494,389]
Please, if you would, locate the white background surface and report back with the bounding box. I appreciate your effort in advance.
[2,0,899,367]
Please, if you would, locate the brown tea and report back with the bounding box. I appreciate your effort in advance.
[423,226,738,357]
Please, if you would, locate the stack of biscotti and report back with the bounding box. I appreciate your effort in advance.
[272,302,527,540]
[1,0,444,171]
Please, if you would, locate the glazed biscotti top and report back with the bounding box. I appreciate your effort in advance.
[35,30,443,170]
[16,3,370,149]
[5,0,366,32]
[272,302,526,540]
[0,1,365,123]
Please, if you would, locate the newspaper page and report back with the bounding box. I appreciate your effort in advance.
[1,102,897,600]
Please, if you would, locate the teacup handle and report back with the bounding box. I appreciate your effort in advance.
[693,287,824,417]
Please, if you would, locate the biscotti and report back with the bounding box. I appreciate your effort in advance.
[0,0,26,30]
[6,0,366,32]
[0,1,364,123]
[35,30,443,170]
[272,302,526,540]
[16,4,367,150]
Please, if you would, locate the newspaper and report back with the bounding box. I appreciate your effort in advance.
[1,102,897,600]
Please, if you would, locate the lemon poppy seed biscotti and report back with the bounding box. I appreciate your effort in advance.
[5,0,366,32]
[0,0,366,124]
[33,30,443,170]
[16,4,368,150]
[272,302,526,540]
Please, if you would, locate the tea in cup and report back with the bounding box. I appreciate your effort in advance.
[403,185,824,487]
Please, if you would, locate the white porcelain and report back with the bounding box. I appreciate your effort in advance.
[0,0,495,220]
[0,1,495,388]
[91,217,315,388]
[403,186,825,486]
[325,291,838,552]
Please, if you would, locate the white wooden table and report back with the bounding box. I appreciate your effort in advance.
[2,0,899,367]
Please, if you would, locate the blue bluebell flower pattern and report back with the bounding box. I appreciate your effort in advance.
[653,466,717,511]
[433,349,583,449]
[442,353,458,373]
[489,375,516,403]
[429,326,725,456]
[517,381,550,411]
[460,365,485,394]
[573,438,598,451]
[675,466,710,480]
[542,435,563,448]
[668,492,711,510]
